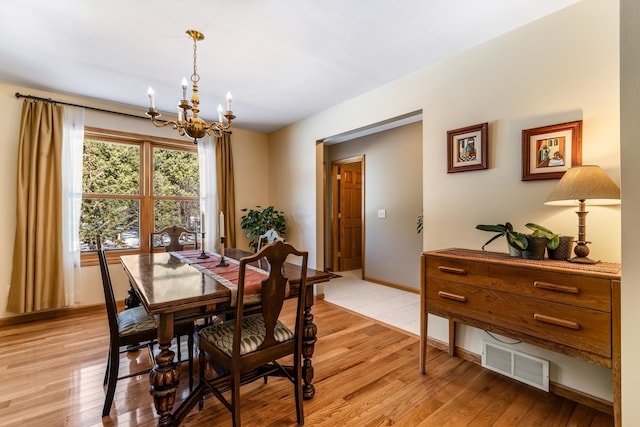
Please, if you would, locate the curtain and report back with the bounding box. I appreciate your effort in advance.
[61,106,84,305]
[198,134,217,254]
[7,100,65,313]
[216,132,236,247]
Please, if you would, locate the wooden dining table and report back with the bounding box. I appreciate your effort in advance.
[120,248,331,427]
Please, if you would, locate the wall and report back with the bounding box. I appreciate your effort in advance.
[0,83,269,318]
[326,121,423,288]
[620,0,639,424]
[269,0,620,402]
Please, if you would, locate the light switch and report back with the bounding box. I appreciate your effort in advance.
[377,209,386,219]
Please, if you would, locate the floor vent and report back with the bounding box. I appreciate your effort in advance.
[481,340,549,391]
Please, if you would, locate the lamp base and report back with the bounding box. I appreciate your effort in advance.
[567,256,600,264]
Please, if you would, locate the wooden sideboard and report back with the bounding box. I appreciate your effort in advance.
[420,248,621,425]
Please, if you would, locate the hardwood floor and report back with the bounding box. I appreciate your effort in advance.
[0,299,613,426]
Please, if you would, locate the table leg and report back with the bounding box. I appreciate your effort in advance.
[302,293,317,399]
[448,318,456,356]
[150,313,179,427]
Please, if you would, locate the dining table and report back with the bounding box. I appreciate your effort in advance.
[120,247,331,427]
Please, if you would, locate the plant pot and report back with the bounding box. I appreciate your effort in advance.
[522,235,547,260]
[508,245,522,257]
[548,235,574,261]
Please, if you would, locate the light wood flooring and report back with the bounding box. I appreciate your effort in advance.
[0,298,613,426]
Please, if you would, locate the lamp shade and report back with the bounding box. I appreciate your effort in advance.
[544,165,620,206]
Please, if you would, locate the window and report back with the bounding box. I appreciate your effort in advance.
[80,127,200,264]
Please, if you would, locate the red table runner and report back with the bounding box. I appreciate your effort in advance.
[171,250,269,306]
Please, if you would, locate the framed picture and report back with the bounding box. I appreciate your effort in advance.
[522,120,582,181]
[447,122,488,173]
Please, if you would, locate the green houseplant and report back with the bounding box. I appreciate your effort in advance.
[475,222,528,254]
[240,205,286,252]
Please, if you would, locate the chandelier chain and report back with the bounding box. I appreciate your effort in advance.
[192,36,199,83]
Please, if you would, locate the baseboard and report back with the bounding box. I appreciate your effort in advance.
[362,276,420,294]
[0,303,106,328]
[426,337,613,415]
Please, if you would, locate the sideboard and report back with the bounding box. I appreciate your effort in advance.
[420,248,621,425]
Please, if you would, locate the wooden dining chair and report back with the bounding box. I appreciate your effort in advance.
[151,225,198,252]
[97,235,194,417]
[197,240,309,426]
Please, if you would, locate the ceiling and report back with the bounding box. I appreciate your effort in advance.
[0,0,580,135]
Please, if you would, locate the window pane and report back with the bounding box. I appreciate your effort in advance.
[80,198,140,251]
[154,200,201,232]
[83,139,140,195]
[153,147,200,197]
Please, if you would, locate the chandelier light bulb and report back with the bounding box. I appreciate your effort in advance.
[147,87,155,110]
[226,91,233,111]
[181,77,188,100]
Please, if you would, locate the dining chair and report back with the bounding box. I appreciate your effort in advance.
[151,225,198,252]
[198,240,309,426]
[97,235,194,417]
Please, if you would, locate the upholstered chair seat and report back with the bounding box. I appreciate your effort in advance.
[116,306,157,336]
[199,313,294,357]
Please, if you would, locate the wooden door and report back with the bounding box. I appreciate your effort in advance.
[334,161,363,271]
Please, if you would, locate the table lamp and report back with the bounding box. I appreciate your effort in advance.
[544,165,620,264]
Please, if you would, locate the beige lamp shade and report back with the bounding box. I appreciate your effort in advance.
[544,165,620,206]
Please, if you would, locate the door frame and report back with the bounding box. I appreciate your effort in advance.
[331,155,365,275]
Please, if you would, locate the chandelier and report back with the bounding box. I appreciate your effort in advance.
[146,29,235,143]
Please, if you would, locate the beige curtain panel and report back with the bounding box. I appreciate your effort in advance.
[7,100,65,313]
[216,132,236,248]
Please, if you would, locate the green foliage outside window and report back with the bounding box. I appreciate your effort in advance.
[153,148,200,232]
[80,138,200,251]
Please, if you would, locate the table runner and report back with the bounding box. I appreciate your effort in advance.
[170,250,269,306]
[433,248,621,275]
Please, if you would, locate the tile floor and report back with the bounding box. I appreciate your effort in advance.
[321,269,420,336]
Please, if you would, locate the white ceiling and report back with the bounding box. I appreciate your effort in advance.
[0,0,580,134]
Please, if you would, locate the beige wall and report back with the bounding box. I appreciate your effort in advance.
[0,83,269,317]
[270,0,621,402]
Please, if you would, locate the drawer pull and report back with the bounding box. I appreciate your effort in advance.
[438,266,467,275]
[533,281,580,294]
[438,291,467,303]
[534,313,580,330]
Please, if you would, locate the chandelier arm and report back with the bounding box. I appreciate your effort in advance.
[148,114,178,129]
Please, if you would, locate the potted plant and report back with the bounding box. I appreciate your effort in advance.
[525,223,559,249]
[475,222,528,256]
[525,223,573,260]
[240,205,286,252]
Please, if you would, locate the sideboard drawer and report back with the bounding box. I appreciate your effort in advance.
[426,278,611,358]
[426,255,611,312]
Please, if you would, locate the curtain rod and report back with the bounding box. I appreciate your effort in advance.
[14,92,231,134]
[15,92,160,122]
